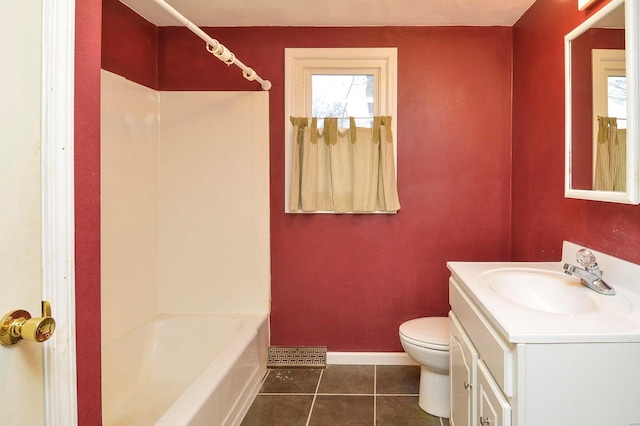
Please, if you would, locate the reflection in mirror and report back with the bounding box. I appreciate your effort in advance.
[571,3,625,191]
[565,0,639,203]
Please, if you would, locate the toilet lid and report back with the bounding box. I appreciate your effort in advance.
[399,317,449,349]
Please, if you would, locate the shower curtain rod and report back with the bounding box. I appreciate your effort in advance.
[153,0,272,91]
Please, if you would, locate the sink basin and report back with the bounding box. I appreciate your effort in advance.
[480,268,598,315]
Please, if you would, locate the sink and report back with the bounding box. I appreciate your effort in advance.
[448,247,640,342]
[479,268,598,315]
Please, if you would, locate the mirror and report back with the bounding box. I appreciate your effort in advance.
[565,0,639,203]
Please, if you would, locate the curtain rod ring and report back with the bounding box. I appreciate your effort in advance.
[243,67,257,81]
[224,52,236,66]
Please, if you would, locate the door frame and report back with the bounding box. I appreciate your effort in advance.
[42,0,77,424]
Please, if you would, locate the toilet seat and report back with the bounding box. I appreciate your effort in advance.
[399,317,449,351]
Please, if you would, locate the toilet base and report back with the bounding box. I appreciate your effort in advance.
[418,365,450,418]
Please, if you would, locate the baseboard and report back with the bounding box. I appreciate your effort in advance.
[327,352,418,366]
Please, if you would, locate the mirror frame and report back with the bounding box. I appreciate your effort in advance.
[564,0,640,204]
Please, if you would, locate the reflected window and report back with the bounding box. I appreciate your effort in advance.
[607,75,627,128]
[592,49,627,191]
[592,49,626,124]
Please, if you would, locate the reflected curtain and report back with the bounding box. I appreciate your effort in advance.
[594,117,626,191]
[289,116,401,213]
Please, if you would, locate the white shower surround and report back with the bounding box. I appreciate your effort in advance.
[101,69,270,342]
[100,70,270,423]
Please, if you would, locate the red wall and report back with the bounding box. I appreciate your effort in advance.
[102,7,514,352]
[512,0,640,263]
[155,26,514,351]
[102,0,157,89]
[76,0,102,424]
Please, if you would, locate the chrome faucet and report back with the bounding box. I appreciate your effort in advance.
[562,249,615,295]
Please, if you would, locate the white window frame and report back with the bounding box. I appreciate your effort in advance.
[284,47,398,213]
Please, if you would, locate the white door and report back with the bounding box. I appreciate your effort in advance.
[0,2,47,424]
[0,2,76,425]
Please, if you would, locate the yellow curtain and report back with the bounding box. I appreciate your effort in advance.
[613,128,626,191]
[594,117,626,192]
[289,116,401,213]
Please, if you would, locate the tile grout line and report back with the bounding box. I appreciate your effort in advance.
[304,368,324,426]
[373,365,377,426]
[259,392,316,396]
[371,393,420,397]
[259,392,421,396]
[258,391,419,396]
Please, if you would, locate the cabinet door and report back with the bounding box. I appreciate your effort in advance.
[450,313,478,426]
[477,361,511,426]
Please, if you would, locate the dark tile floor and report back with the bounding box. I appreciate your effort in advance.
[241,365,451,426]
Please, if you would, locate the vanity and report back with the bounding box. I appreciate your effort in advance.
[448,241,640,426]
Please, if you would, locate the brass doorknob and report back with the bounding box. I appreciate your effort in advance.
[0,301,56,346]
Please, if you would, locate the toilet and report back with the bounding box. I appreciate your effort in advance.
[399,317,450,418]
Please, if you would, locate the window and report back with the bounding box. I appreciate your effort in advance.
[312,73,375,127]
[592,49,626,131]
[284,48,398,213]
[606,75,627,127]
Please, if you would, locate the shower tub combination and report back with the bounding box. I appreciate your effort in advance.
[102,314,269,426]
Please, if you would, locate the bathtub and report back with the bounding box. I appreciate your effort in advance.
[102,314,269,426]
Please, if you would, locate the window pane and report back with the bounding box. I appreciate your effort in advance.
[311,74,374,127]
[608,76,627,129]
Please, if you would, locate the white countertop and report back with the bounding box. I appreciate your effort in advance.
[447,254,640,344]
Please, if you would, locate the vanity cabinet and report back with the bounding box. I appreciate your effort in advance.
[449,313,477,426]
[449,274,640,426]
[449,277,512,426]
[477,360,510,426]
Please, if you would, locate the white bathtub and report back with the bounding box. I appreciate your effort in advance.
[102,314,269,426]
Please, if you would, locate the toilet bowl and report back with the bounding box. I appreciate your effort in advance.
[399,317,450,418]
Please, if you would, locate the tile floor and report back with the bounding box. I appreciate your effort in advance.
[241,365,451,426]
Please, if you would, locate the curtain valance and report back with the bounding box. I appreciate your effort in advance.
[289,116,400,213]
[594,116,626,192]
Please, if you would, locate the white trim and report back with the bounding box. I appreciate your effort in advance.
[327,352,418,366]
[578,0,599,11]
[41,0,78,425]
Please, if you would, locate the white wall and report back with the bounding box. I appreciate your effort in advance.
[100,70,270,345]
[101,71,159,345]
[157,91,270,314]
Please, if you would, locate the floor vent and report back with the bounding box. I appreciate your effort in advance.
[267,346,327,368]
